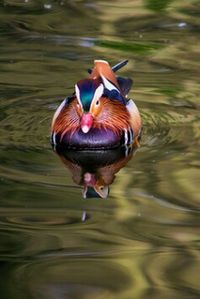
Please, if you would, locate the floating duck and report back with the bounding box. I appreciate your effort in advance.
[51,59,142,150]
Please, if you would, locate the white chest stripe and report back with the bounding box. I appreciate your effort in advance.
[52,132,57,145]
[124,129,128,145]
[126,98,139,115]
[123,128,134,145]
[129,127,133,144]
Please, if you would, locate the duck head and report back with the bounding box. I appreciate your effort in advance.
[75,79,104,133]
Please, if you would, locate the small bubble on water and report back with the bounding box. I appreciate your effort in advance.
[79,40,95,48]
[178,22,187,28]
[44,3,52,9]
[79,37,95,48]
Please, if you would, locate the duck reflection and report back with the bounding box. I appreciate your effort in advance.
[54,144,139,199]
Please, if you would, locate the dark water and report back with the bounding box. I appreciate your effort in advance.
[0,1,200,298]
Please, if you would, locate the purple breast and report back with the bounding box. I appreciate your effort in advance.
[56,128,122,150]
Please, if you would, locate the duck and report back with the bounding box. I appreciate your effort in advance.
[51,59,142,150]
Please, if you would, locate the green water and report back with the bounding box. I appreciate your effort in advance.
[0,0,200,298]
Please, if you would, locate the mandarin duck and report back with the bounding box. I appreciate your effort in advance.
[51,59,142,150]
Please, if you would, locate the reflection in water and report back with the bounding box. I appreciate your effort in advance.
[54,144,138,199]
[0,0,200,299]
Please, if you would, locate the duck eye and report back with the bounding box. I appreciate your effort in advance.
[96,100,100,106]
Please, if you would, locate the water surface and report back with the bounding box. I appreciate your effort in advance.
[0,1,200,298]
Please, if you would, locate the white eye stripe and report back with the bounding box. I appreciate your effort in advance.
[91,84,104,107]
[75,83,103,111]
[101,75,119,91]
[75,84,83,109]
[75,84,80,100]
[94,84,104,100]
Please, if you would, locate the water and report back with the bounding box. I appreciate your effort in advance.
[0,0,200,298]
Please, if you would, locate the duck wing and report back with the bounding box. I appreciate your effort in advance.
[89,60,133,103]
[117,77,133,97]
